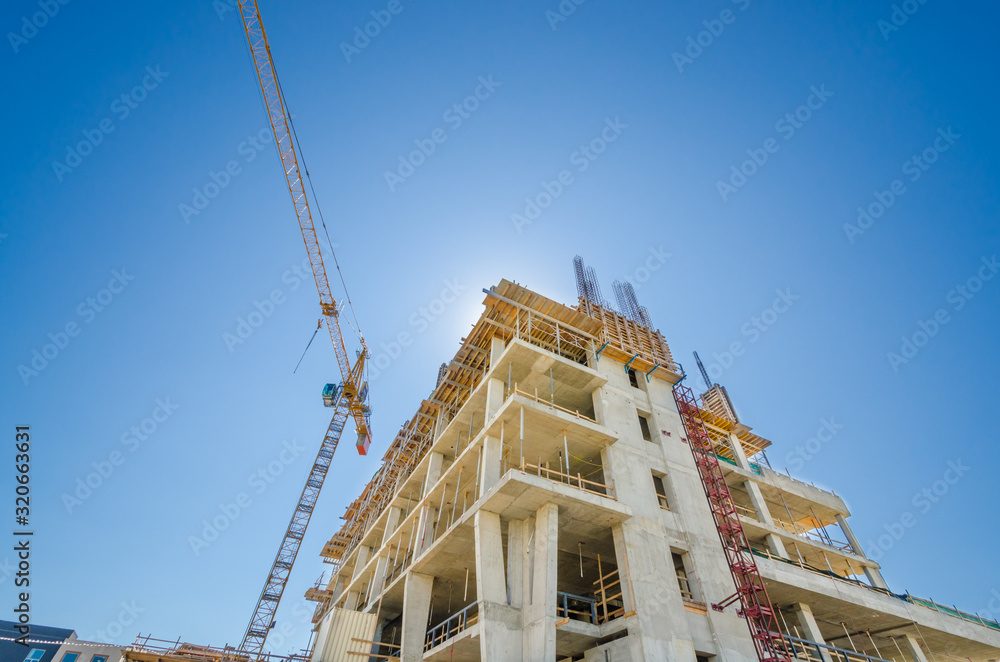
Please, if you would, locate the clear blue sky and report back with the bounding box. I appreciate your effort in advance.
[2,0,998,654]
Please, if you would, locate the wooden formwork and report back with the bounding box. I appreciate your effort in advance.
[316,279,702,601]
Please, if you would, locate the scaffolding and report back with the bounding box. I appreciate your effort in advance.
[673,381,790,662]
[312,277,684,620]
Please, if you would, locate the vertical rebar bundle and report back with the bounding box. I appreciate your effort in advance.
[573,255,605,307]
[612,279,653,328]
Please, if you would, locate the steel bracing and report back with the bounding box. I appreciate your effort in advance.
[241,401,349,658]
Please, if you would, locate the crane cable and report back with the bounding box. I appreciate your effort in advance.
[293,320,323,374]
[275,71,364,340]
[238,13,365,342]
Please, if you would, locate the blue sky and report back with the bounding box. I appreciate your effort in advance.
[1,0,998,654]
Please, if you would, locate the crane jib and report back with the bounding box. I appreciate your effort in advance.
[235,0,372,658]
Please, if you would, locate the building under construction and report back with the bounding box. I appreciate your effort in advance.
[295,258,1000,661]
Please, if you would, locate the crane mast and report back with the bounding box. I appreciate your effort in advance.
[234,0,372,658]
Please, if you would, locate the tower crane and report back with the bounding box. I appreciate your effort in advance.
[233,1,372,658]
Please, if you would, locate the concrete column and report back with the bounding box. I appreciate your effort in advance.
[521,515,536,613]
[507,518,525,607]
[371,507,403,595]
[610,521,697,662]
[415,453,444,556]
[475,511,507,603]
[487,377,505,418]
[344,546,372,610]
[423,452,444,496]
[401,571,434,662]
[382,507,402,544]
[793,603,834,662]
[900,634,930,662]
[744,481,774,522]
[490,335,505,365]
[835,514,889,589]
[479,435,503,497]
[434,407,447,441]
[417,506,439,555]
[609,523,633,613]
[728,432,753,470]
[523,503,558,662]
[744,481,789,559]
[476,511,522,660]
[486,337,506,419]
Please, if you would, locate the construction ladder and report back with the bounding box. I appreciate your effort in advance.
[672,382,790,662]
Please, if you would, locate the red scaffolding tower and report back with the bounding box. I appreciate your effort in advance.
[673,381,790,662]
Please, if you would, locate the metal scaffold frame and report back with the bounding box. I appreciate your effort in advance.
[673,381,790,662]
[241,401,350,658]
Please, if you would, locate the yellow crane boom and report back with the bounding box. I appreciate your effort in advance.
[236,0,370,452]
[234,1,372,658]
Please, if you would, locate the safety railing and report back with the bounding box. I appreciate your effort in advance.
[777,632,893,662]
[907,596,1000,631]
[770,518,854,553]
[716,454,763,476]
[347,638,399,661]
[424,603,479,652]
[557,591,599,624]
[382,551,412,588]
[752,548,1000,633]
[125,636,309,662]
[508,384,599,424]
[734,504,854,553]
[593,558,626,623]
[518,458,615,499]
